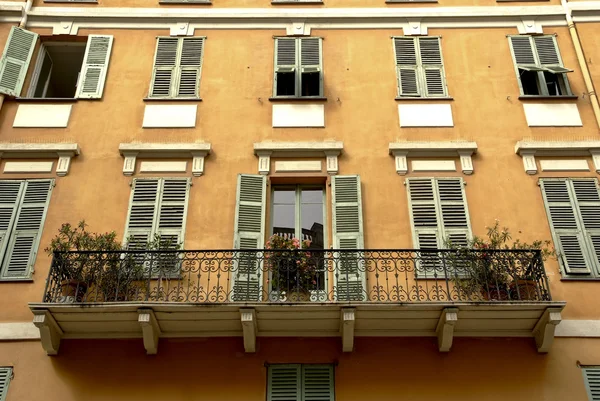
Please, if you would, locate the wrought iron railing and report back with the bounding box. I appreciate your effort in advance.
[42,248,552,303]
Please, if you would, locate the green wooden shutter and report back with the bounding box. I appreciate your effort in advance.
[533,35,571,73]
[509,36,537,68]
[176,37,204,97]
[268,365,301,401]
[274,38,298,96]
[407,178,441,275]
[418,37,446,97]
[76,35,113,99]
[1,180,53,279]
[393,37,419,97]
[540,179,591,275]
[299,37,322,96]
[301,365,334,401]
[124,179,160,249]
[0,27,38,96]
[232,174,266,301]
[155,178,189,245]
[0,181,24,264]
[583,368,600,401]
[331,175,365,301]
[0,368,13,401]
[436,178,471,247]
[571,179,600,274]
[149,37,180,98]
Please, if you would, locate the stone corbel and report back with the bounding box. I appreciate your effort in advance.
[122,151,138,176]
[520,151,538,175]
[171,22,194,37]
[240,308,257,353]
[590,150,600,174]
[324,150,340,175]
[390,150,408,175]
[533,308,562,353]
[340,308,355,352]
[33,310,63,356]
[286,21,310,36]
[436,308,458,352]
[256,151,272,175]
[519,19,543,35]
[138,309,161,355]
[403,19,427,36]
[56,152,74,177]
[192,150,209,177]
[458,150,474,175]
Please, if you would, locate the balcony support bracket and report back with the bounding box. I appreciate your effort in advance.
[241,308,257,353]
[436,307,458,352]
[533,307,562,353]
[138,309,161,355]
[33,310,63,356]
[340,308,355,352]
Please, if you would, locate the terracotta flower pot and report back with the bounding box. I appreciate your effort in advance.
[480,284,510,301]
[60,279,88,303]
[510,279,539,301]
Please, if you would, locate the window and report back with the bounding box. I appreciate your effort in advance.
[540,178,600,278]
[393,36,447,98]
[583,367,600,401]
[0,368,13,401]
[274,37,323,98]
[0,180,53,280]
[231,174,365,301]
[508,35,573,96]
[406,178,472,276]
[149,37,205,99]
[0,27,113,98]
[267,364,334,401]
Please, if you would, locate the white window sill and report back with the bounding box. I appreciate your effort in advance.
[269,97,327,102]
[272,1,323,4]
[143,97,203,102]
[518,95,578,100]
[16,97,77,102]
[159,0,211,3]
[0,278,34,282]
[395,97,454,101]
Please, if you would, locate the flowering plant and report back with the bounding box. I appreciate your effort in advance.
[265,234,317,292]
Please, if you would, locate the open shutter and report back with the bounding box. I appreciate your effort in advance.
[332,175,365,301]
[176,37,203,97]
[232,174,266,301]
[301,365,334,401]
[124,179,160,250]
[583,368,600,401]
[156,178,189,245]
[1,180,52,278]
[0,368,12,401]
[149,37,180,98]
[268,365,301,401]
[571,179,600,274]
[407,178,441,275]
[436,178,471,247]
[509,36,537,69]
[0,181,23,263]
[418,37,446,97]
[393,37,419,97]
[275,38,297,96]
[0,27,38,96]
[533,35,572,73]
[299,37,322,96]
[540,179,591,275]
[76,35,113,99]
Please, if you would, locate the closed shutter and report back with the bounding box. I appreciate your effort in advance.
[1,180,53,278]
[583,368,600,401]
[572,180,600,271]
[331,175,365,301]
[418,37,446,97]
[437,178,471,247]
[177,37,204,97]
[268,365,301,401]
[76,35,113,99]
[0,27,38,96]
[232,174,266,301]
[407,178,441,274]
[301,365,334,401]
[540,179,592,275]
[155,178,189,245]
[124,179,160,249]
[149,37,179,98]
[0,368,12,401]
[0,182,24,261]
[393,37,419,96]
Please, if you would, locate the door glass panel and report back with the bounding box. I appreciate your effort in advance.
[272,189,295,239]
[301,189,324,249]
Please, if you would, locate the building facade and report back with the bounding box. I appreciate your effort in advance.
[0,0,600,400]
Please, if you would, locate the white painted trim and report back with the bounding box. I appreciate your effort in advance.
[254,141,342,175]
[411,160,456,172]
[13,104,72,128]
[274,160,322,172]
[515,141,600,175]
[555,320,600,338]
[4,161,54,173]
[139,161,187,173]
[389,141,477,175]
[118,142,211,176]
[0,322,40,341]
[0,143,79,176]
[539,159,590,172]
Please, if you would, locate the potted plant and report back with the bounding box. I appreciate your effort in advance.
[265,234,316,302]
[446,221,554,301]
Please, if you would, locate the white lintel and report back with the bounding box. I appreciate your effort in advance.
[253,141,343,175]
[0,143,80,177]
[533,307,562,353]
[514,140,600,175]
[240,308,257,353]
[388,141,477,175]
[118,142,211,177]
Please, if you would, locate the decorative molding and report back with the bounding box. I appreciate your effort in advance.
[411,160,456,172]
[539,159,590,172]
[403,19,427,35]
[170,22,194,36]
[389,141,477,175]
[0,143,79,177]
[119,143,211,177]
[518,18,543,34]
[286,21,310,36]
[515,141,600,175]
[274,160,322,173]
[138,309,160,355]
[340,308,355,353]
[254,141,343,175]
[13,104,72,128]
[52,20,77,35]
[4,161,53,173]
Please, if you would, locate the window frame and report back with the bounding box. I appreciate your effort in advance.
[507,34,573,97]
[273,37,324,99]
[267,364,335,401]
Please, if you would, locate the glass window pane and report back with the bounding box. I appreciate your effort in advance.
[301,203,324,249]
[273,189,295,204]
[272,204,295,238]
[301,189,323,204]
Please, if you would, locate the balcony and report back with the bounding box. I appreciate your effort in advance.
[29,249,565,355]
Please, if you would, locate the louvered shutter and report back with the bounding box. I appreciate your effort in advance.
[332,175,365,301]
[76,35,113,99]
[156,178,189,245]
[301,365,334,401]
[407,178,441,275]
[418,37,446,97]
[0,368,12,401]
[1,180,52,278]
[149,37,179,98]
[509,36,537,69]
[125,179,160,250]
[533,35,571,73]
[0,181,23,263]
[540,179,591,275]
[232,174,266,301]
[571,179,600,273]
[437,178,471,247]
[268,365,301,401]
[299,37,321,75]
[177,37,204,97]
[583,368,600,401]
[0,27,38,96]
[275,38,297,95]
[393,37,419,97]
